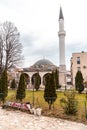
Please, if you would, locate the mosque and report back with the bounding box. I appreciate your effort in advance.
[10,7,68,88]
[15,7,87,88]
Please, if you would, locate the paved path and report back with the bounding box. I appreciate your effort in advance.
[0,108,87,130]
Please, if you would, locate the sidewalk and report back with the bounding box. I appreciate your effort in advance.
[0,107,87,130]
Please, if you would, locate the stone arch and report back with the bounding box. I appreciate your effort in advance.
[23,73,30,84]
[32,73,41,90]
[43,73,51,85]
[23,73,30,87]
[32,73,41,84]
[21,72,35,88]
[38,71,52,88]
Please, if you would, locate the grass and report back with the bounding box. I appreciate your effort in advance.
[5,89,87,124]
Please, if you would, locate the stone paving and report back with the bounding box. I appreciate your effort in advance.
[0,107,87,130]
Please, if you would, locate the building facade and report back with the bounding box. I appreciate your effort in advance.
[71,51,87,85]
[13,59,58,89]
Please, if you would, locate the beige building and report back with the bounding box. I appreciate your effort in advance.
[71,51,87,85]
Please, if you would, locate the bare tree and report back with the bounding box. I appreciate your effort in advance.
[0,35,3,75]
[0,21,23,75]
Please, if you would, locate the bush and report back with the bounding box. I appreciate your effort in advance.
[60,90,78,115]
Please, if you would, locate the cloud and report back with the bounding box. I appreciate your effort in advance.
[21,33,36,46]
[21,33,39,56]
[66,40,87,54]
[22,32,87,69]
[22,38,59,67]
[32,41,58,56]
[1,0,87,71]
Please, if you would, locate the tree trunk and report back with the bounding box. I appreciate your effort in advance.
[49,103,51,110]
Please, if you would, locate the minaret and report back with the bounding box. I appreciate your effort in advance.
[58,7,66,86]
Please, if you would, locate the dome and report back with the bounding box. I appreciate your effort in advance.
[34,59,54,66]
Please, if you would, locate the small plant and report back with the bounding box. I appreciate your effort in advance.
[60,90,78,115]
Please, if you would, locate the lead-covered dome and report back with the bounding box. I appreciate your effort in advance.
[34,59,54,66]
[23,58,58,72]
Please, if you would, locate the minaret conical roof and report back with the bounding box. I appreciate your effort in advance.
[59,7,64,20]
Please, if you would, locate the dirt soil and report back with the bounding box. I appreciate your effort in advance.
[42,108,87,125]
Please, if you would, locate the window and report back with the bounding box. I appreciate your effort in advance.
[83,65,86,69]
[77,57,80,64]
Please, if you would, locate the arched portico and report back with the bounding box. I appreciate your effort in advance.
[17,71,52,89]
[16,58,58,89]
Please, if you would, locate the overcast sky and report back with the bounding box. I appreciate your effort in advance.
[0,0,87,70]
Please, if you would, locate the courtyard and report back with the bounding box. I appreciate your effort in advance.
[0,107,87,130]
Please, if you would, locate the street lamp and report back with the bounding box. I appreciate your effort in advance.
[32,77,35,106]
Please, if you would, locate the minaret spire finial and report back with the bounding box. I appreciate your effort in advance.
[59,6,64,20]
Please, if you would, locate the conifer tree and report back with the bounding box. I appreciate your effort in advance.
[53,69,60,89]
[0,70,8,102]
[32,73,41,91]
[44,72,57,109]
[75,70,84,93]
[11,79,16,89]
[16,73,26,102]
[34,73,41,91]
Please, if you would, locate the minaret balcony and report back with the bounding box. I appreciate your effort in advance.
[58,31,66,36]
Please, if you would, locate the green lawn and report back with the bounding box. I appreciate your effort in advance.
[7,89,86,109]
[6,89,87,124]
[7,89,49,108]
